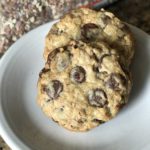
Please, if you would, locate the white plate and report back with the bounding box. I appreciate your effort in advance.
[0,21,150,150]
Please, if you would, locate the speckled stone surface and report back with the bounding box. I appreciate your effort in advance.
[106,0,150,34]
[0,0,150,149]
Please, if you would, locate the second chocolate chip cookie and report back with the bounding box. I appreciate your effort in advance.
[44,8,134,67]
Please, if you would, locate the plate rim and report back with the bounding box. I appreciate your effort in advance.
[0,22,149,150]
[0,21,54,150]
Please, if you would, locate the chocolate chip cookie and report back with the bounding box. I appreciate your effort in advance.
[37,41,132,131]
[44,8,134,67]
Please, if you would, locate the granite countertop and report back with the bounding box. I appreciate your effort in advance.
[0,0,150,149]
[107,0,150,34]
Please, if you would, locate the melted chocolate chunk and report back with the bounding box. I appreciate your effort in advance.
[74,45,78,49]
[47,48,59,64]
[39,68,50,78]
[92,52,99,62]
[92,52,110,64]
[106,73,127,91]
[45,80,63,100]
[83,23,99,29]
[120,62,130,77]
[52,118,59,123]
[47,45,68,63]
[88,89,107,107]
[99,54,110,64]
[93,65,99,73]
[116,103,125,110]
[81,23,99,41]
[92,119,105,124]
[70,66,86,83]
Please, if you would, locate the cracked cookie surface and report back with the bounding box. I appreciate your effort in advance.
[38,41,132,131]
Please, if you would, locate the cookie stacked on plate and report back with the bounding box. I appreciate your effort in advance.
[37,8,134,131]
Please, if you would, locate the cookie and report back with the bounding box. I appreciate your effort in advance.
[44,8,134,67]
[37,41,132,131]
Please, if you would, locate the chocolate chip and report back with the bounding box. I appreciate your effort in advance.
[88,89,107,107]
[92,52,110,64]
[116,95,127,109]
[52,118,58,123]
[116,103,125,110]
[93,65,99,73]
[39,68,50,78]
[45,80,63,100]
[92,52,99,62]
[70,66,86,83]
[83,23,99,29]
[106,73,127,91]
[92,119,105,124]
[74,45,78,49]
[81,23,99,41]
[47,48,59,64]
[99,54,110,64]
[62,46,68,51]
[120,62,130,77]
